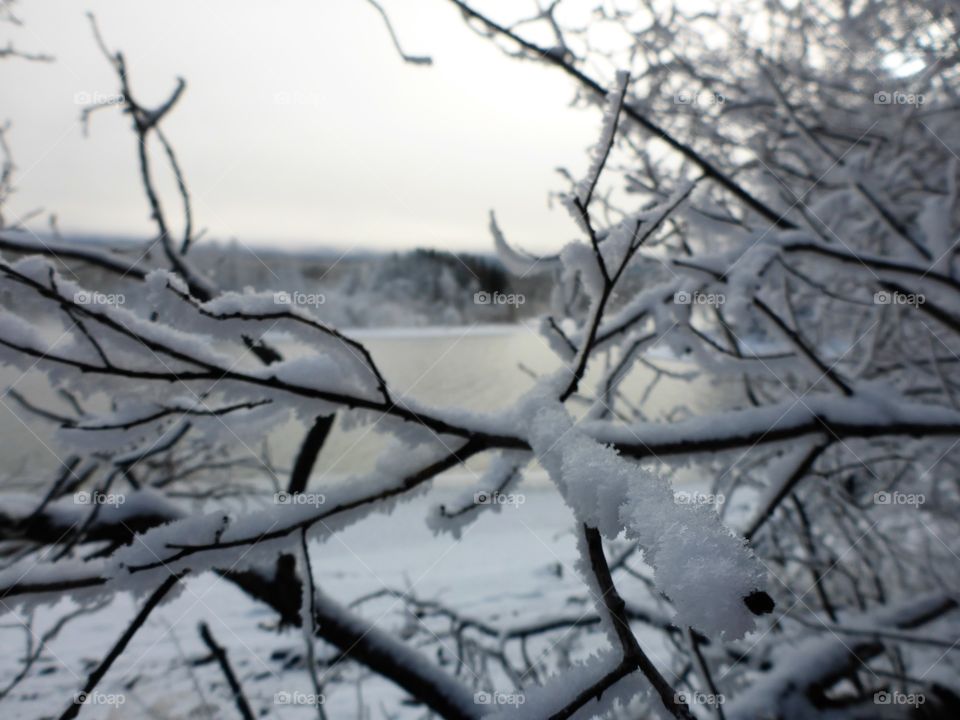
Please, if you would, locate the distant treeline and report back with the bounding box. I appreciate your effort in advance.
[0,237,555,326]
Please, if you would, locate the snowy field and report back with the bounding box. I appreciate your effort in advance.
[2,478,690,719]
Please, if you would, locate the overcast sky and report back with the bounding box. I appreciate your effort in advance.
[2,0,603,254]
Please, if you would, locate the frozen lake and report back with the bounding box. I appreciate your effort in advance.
[0,323,731,485]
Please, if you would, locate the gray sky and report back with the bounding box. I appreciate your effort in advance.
[2,0,600,254]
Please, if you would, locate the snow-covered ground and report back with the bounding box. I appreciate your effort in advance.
[1,480,656,719]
